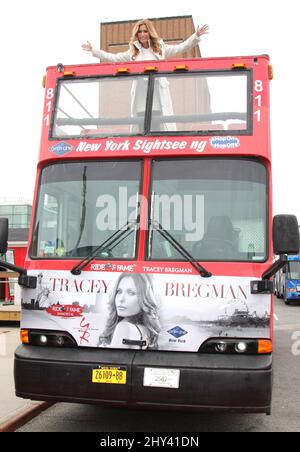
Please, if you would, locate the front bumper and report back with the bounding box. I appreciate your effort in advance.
[15,345,273,414]
[287,292,300,300]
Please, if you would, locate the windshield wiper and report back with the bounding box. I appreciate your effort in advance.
[149,220,212,278]
[72,166,87,257]
[71,220,137,275]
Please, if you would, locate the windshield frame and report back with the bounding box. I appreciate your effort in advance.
[50,73,152,140]
[49,69,253,140]
[146,156,269,263]
[148,69,253,136]
[29,159,144,261]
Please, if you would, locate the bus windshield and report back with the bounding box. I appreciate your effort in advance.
[288,261,300,279]
[149,158,267,262]
[52,71,250,139]
[30,160,142,259]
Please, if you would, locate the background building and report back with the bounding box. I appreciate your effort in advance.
[100,15,201,57]
[0,198,31,230]
[0,198,31,302]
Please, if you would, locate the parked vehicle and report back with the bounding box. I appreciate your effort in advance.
[275,254,300,304]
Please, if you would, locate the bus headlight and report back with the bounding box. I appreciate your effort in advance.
[235,342,248,353]
[20,329,76,348]
[199,339,272,355]
[215,341,228,353]
[39,335,48,345]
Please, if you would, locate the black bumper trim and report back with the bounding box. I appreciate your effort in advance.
[14,345,273,414]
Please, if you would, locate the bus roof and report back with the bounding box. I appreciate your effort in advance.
[40,54,272,164]
[46,54,270,71]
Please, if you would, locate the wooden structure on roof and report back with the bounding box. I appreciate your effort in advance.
[100,15,201,57]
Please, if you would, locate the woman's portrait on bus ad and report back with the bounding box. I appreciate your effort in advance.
[98,272,161,350]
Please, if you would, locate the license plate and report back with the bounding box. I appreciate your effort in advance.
[143,368,180,389]
[92,366,127,385]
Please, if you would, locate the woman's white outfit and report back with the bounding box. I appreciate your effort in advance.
[91,34,202,131]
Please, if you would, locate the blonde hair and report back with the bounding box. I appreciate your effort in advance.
[99,273,161,348]
[129,19,162,59]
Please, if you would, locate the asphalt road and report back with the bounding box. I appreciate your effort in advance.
[17,297,300,433]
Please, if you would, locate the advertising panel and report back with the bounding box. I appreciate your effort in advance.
[21,270,271,351]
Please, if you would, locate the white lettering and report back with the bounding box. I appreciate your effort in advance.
[90,264,106,271]
[105,140,130,151]
[76,142,101,152]
[291,331,300,356]
[96,195,117,230]
[191,140,207,153]
[184,194,205,242]
[133,139,188,154]
[154,194,183,231]
[99,436,134,450]
[76,139,209,155]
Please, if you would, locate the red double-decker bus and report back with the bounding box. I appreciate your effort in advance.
[0,54,299,414]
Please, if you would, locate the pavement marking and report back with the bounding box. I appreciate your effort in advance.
[273,313,279,321]
[0,334,6,356]
[0,402,54,432]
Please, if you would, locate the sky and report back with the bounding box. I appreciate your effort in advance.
[0,0,299,221]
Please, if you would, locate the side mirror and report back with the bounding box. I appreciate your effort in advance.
[0,218,8,255]
[255,215,299,287]
[273,215,299,255]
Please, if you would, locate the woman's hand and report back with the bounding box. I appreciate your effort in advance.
[196,24,209,37]
[82,41,92,52]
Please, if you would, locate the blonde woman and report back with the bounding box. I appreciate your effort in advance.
[98,273,161,350]
[82,19,209,62]
[82,19,209,131]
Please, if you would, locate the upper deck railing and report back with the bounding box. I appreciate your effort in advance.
[40,55,271,162]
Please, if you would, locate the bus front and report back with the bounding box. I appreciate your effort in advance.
[283,254,300,304]
[10,56,299,414]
